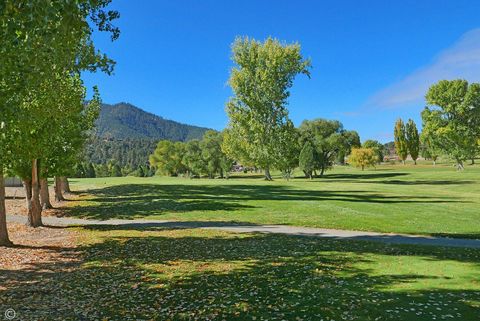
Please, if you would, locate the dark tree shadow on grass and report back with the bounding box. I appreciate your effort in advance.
[316,172,475,185]
[61,183,465,220]
[1,229,479,320]
[316,172,410,180]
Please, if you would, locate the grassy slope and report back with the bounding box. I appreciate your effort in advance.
[3,227,479,320]
[68,164,480,238]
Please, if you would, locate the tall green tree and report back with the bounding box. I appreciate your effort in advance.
[362,140,384,164]
[12,73,100,225]
[394,119,408,164]
[405,119,420,165]
[223,37,311,180]
[0,0,119,241]
[423,79,480,170]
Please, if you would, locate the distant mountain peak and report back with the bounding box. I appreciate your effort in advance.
[96,102,211,141]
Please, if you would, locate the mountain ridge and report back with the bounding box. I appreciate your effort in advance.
[96,102,212,141]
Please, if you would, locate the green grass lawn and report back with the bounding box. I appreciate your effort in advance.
[67,164,480,238]
[3,227,479,320]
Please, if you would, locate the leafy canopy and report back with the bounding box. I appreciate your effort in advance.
[422,79,480,165]
[224,37,311,177]
[394,119,408,162]
[405,119,420,163]
[349,148,378,171]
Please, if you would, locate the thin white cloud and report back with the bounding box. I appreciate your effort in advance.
[367,28,480,109]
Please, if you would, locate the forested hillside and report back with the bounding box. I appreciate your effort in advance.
[82,103,211,170]
[84,137,158,168]
[96,102,210,140]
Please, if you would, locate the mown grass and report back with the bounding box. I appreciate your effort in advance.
[67,164,480,238]
[2,227,479,320]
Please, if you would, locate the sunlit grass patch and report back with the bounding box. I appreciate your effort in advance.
[68,165,480,238]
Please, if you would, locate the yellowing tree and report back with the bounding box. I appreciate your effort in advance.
[348,148,378,171]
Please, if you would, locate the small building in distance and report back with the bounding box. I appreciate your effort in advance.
[4,177,22,187]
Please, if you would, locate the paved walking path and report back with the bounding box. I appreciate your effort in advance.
[7,214,480,248]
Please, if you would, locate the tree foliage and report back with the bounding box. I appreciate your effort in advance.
[422,79,480,169]
[150,131,233,178]
[349,148,378,171]
[394,119,408,164]
[362,140,384,164]
[299,142,316,179]
[405,119,420,164]
[275,122,300,180]
[0,0,119,240]
[223,37,311,180]
[298,119,360,176]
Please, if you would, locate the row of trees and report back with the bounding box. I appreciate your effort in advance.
[149,131,234,178]
[150,119,363,180]
[84,137,158,168]
[73,162,155,178]
[219,37,365,180]
[393,80,480,169]
[394,118,420,164]
[0,1,119,246]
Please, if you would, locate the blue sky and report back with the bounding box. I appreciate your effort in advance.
[82,0,480,143]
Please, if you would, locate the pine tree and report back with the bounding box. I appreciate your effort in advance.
[111,164,122,177]
[137,165,145,177]
[394,119,408,164]
[86,163,96,178]
[406,119,420,165]
[74,163,86,178]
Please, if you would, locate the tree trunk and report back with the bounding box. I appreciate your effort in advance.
[23,179,33,224]
[0,169,13,247]
[413,159,417,165]
[61,176,71,193]
[54,176,65,202]
[40,177,52,210]
[264,167,272,181]
[471,158,475,165]
[456,159,465,171]
[29,159,43,227]
[320,165,325,177]
[361,165,364,171]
